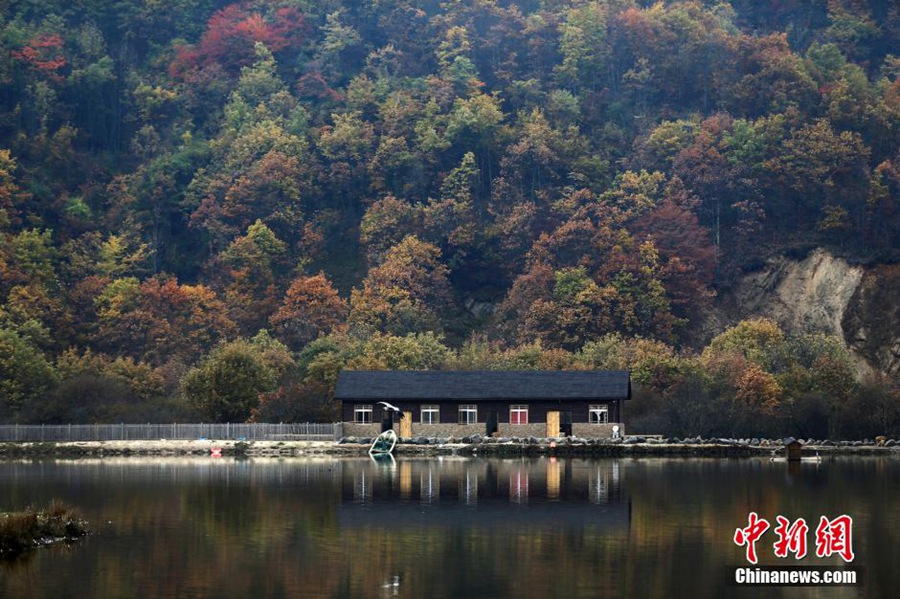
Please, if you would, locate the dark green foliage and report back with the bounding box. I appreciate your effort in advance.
[19,374,199,425]
[0,329,57,416]
[181,339,276,422]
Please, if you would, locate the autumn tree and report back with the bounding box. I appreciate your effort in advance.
[348,236,454,336]
[216,220,287,335]
[763,119,871,236]
[270,272,348,350]
[92,276,236,365]
[359,195,424,265]
[347,332,452,371]
[170,4,307,78]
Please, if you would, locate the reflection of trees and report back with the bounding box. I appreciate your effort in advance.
[0,458,898,599]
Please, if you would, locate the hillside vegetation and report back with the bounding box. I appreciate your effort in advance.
[0,1,897,436]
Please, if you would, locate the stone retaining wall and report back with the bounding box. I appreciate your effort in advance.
[341,423,382,438]
[572,423,623,438]
[408,423,484,437]
[342,422,625,439]
[497,423,545,437]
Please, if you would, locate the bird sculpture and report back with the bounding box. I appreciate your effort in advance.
[377,401,405,418]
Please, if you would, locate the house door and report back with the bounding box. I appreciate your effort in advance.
[381,411,393,433]
[547,411,560,437]
[560,411,573,437]
[486,410,498,437]
[400,412,412,437]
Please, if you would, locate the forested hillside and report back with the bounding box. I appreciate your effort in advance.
[0,1,898,436]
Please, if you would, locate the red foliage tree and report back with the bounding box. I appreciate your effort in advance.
[631,181,717,322]
[170,4,307,78]
[11,34,67,82]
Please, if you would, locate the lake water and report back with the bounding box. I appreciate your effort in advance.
[0,456,897,599]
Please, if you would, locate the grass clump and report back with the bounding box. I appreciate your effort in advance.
[0,500,89,554]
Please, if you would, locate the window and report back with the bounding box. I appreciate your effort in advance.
[354,405,373,424]
[589,405,609,424]
[510,404,529,425]
[459,404,477,424]
[421,405,440,424]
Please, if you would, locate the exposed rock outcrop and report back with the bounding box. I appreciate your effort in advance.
[709,249,898,376]
[843,264,900,376]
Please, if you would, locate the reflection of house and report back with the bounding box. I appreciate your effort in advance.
[335,370,631,439]
[339,458,631,530]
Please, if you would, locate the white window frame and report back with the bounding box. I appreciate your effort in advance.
[510,404,529,425]
[459,404,477,425]
[421,405,440,424]
[354,404,373,424]
[589,404,609,424]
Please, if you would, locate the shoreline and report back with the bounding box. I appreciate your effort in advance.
[1,438,899,459]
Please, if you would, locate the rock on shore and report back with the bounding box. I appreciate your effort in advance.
[1,437,898,458]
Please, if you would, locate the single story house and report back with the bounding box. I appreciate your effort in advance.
[334,370,631,439]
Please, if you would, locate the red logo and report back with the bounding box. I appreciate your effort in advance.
[815,515,855,563]
[734,513,854,564]
[734,512,770,564]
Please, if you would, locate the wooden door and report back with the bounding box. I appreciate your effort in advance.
[400,412,412,437]
[546,410,560,437]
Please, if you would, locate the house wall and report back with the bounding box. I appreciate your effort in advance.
[342,401,624,437]
[341,400,623,425]
[340,421,624,439]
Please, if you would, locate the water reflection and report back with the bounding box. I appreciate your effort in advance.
[0,456,897,599]
[339,457,630,530]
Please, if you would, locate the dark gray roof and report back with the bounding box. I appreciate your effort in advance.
[334,370,631,401]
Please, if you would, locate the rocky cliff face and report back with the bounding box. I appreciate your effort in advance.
[709,249,898,377]
[843,264,900,377]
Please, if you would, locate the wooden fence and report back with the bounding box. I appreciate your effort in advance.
[0,422,342,442]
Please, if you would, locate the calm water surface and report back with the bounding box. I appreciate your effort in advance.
[0,456,897,599]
